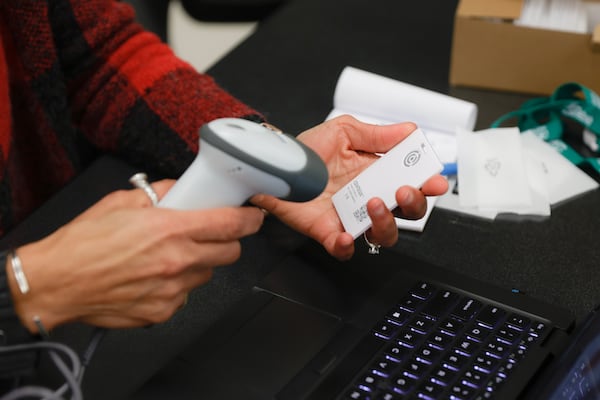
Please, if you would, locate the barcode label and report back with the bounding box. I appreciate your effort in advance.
[353,204,369,223]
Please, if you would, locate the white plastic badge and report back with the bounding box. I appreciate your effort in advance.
[332,128,443,239]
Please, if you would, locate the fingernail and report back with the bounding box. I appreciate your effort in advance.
[399,189,414,207]
[372,200,386,217]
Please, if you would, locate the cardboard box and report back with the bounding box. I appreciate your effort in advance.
[450,0,600,96]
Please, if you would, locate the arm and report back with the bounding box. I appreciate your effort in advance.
[5,180,265,334]
[54,0,262,176]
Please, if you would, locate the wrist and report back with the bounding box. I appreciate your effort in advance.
[4,248,39,335]
[7,242,74,334]
[0,249,40,380]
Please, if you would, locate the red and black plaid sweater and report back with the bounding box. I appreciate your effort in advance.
[0,0,262,237]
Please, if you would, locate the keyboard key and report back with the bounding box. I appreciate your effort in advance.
[452,298,482,322]
[409,317,434,334]
[373,321,401,340]
[496,325,521,344]
[374,390,399,400]
[398,295,423,313]
[384,343,409,362]
[473,352,499,374]
[430,366,457,386]
[461,367,486,389]
[372,356,399,378]
[454,337,480,357]
[474,391,494,399]
[404,357,430,379]
[440,318,464,336]
[476,305,506,329]
[390,372,417,394]
[466,325,491,343]
[345,387,371,399]
[415,380,445,399]
[428,330,454,350]
[443,352,469,371]
[529,321,548,338]
[397,329,424,349]
[386,308,410,325]
[410,282,435,300]
[496,360,517,377]
[420,290,459,320]
[357,372,383,391]
[506,314,530,331]
[506,347,527,363]
[484,339,508,359]
[449,382,477,399]
[415,344,442,365]
[485,372,507,393]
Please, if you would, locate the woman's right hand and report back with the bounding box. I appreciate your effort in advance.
[6,179,265,333]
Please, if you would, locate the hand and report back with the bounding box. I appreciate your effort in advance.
[251,115,448,260]
[8,180,264,333]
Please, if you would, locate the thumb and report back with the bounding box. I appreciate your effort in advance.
[249,193,280,212]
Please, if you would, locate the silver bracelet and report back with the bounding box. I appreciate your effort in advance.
[9,249,30,294]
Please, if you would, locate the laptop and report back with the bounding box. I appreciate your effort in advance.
[130,232,600,400]
[1,156,597,400]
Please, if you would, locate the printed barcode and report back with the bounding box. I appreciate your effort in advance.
[353,204,368,223]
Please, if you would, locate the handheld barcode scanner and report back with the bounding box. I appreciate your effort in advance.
[159,118,328,210]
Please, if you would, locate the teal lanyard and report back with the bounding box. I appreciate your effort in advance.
[491,82,600,175]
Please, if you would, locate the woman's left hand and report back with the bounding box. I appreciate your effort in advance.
[251,115,448,260]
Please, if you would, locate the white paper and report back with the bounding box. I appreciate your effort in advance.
[327,66,478,164]
[457,127,533,209]
[332,67,478,134]
[436,177,499,220]
[521,130,599,204]
[515,0,589,34]
[438,128,599,220]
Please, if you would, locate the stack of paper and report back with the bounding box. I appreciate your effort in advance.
[436,128,599,220]
[515,0,599,34]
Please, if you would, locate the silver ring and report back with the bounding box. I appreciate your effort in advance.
[129,172,159,206]
[364,232,381,255]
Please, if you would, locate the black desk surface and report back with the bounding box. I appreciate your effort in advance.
[4,0,600,399]
[207,0,600,321]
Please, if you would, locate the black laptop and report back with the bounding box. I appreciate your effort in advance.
[1,155,598,400]
[130,233,600,400]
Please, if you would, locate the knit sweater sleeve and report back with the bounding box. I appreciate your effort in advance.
[53,0,263,176]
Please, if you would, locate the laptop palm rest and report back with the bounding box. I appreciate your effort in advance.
[133,290,342,400]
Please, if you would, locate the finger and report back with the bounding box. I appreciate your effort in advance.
[168,206,265,242]
[187,241,242,269]
[421,175,449,196]
[330,233,355,261]
[82,315,151,329]
[249,193,280,212]
[394,186,428,220]
[74,179,177,221]
[337,115,418,154]
[86,271,209,326]
[365,197,398,247]
[127,179,176,207]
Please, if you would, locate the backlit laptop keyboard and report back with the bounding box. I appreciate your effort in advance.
[340,281,549,399]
